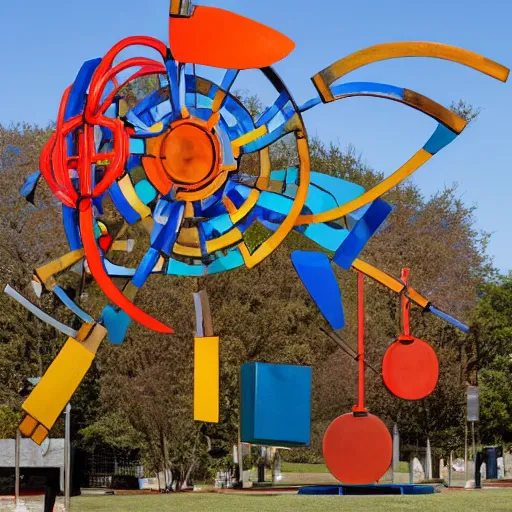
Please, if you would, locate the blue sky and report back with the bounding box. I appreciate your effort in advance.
[0,0,510,271]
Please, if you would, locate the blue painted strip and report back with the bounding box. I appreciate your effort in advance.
[129,138,145,155]
[207,248,244,274]
[165,59,181,115]
[333,198,392,270]
[167,258,204,276]
[135,179,158,205]
[203,214,234,237]
[220,69,239,92]
[53,286,94,323]
[256,91,290,127]
[104,260,136,277]
[64,58,102,156]
[63,206,81,250]
[20,170,41,200]
[132,248,161,287]
[151,203,184,255]
[257,191,294,216]
[101,305,131,345]
[423,123,458,155]
[299,97,323,112]
[302,224,350,252]
[331,82,405,101]
[64,58,102,121]
[429,306,470,332]
[109,182,141,225]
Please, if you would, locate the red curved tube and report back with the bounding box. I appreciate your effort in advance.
[98,64,166,114]
[79,200,173,334]
[88,57,165,115]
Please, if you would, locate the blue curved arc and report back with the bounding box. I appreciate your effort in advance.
[53,286,95,323]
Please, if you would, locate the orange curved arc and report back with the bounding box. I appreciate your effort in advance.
[313,42,509,103]
[79,202,173,334]
[169,6,295,69]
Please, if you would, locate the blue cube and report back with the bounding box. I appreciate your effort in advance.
[240,363,312,447]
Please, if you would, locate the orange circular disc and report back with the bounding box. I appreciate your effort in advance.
[382,337,439,400]
[161,123,216,185]
[323,413,392,484]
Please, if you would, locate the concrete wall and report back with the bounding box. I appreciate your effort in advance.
[0,439,64,491]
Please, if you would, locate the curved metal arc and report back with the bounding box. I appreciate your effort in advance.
[313,42,509,103]
[296,79,465,225]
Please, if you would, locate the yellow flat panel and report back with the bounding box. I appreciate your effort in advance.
[36,249,85,284]
[173,242,202,258]
[297,149,431,225]
[118,175,152,219]
[313,42,509,103]
[31,425,49,446]
[19,416,38,437]
[407,288,430,310]
[231,126,268,149]
[22,338,96,430]
[194,337,219,423]
[178,227,201,247]
[206,228,242,253]
[256,147,271,190]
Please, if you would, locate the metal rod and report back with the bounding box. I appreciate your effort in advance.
[320,328,379,375]
[472,421,476,481]
[15,429,20,505]
[465,422,468,482]
[355,272,366,412]
[400,268,411,336]
[64,403,71,510]
[448,451,453,488]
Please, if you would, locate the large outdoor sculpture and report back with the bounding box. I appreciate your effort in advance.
[7,0,508,485]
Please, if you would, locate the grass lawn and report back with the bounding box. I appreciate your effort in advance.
[69,489,512,512]
[281,462,330,473]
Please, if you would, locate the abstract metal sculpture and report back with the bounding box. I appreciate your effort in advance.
[8,0,508,485]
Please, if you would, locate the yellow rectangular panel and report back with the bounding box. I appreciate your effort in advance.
[19,416,37,437]
[22,338,96,430]
[31,425,49,446]
[194,337,219,423]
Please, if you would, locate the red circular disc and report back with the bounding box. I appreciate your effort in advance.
[382,337,439,400]
[323,413,392,484]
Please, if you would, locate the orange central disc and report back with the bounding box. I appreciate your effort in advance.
[323,413,392,484]
[161,123,216,185]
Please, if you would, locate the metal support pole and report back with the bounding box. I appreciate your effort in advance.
[465,423,469,482]
[472,421,476,482]
[448,451,453,488]
[64,403,71,510]
[15,429,20,505]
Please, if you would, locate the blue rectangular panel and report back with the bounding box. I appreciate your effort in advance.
[240,363,311,447]
[333,198,392,270]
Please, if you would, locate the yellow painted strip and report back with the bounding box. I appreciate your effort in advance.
[111,240,130,252]
[206,228,242,253]
[31,425,49,446]
[207,112,221,131]
[177,227,201,248]
[352,259,404,294]
[223,189,260,224]
[351,258,430,309]
[170,0,181,15]
[194,337,219,423]
[211,91,227,114]
[22,337,96,430]
[297,149,431,225]
[173,243,202,258]
[313,42,509,103]
[148,121,164,133]
[36,249,85,285]
[184,202,195,218]
[19,416,38,437]
[231,125,268,149]
[118,175,151,219]
[222,163,238,172]
[242,135,311,268]
[256,147,271,190]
